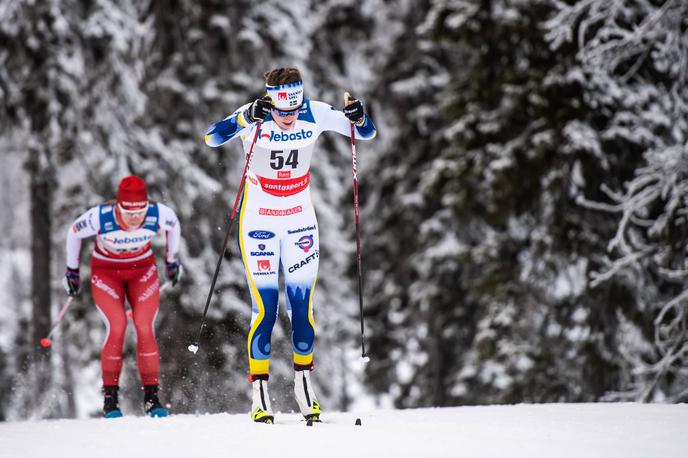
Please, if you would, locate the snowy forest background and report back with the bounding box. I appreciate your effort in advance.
[0,0,687,421]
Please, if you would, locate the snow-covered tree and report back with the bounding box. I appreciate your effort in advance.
[361,0,599,406]
[553,0,688,401]
[361,0,688,407]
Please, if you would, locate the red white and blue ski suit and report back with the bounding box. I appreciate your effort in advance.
[66,202,181,386]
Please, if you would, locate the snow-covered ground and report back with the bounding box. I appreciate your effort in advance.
[1,403,686,458]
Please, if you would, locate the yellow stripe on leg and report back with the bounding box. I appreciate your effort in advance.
[307,275,317,331]
[239,185,270,373]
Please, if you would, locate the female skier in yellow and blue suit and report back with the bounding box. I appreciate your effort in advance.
[204,67,376,423]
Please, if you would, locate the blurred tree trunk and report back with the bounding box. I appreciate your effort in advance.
[17,1,63,417]
[26,147,53,411]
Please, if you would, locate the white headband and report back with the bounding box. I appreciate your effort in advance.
[266,81,304,110]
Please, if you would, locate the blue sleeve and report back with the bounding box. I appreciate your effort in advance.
[353,114,376,140]
[204,104,252,147]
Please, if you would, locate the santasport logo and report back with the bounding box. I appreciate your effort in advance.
[268,129,313,142]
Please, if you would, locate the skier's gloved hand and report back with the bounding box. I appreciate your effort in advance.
[166,260,183,287]
[63,267,81,297]
[343,92,365,125]
[244,96,273,124]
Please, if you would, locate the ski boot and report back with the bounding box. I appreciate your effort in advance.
[294,364,321,423]
[249,374,274,424]
[103,385,123,418]
[143,385,169,417]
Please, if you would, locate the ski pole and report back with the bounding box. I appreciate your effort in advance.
[39,296,75,348]
[188,121,262,354]
[346,93,370,362]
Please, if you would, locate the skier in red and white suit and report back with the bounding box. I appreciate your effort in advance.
[63,175,182,418]
[205,67,376,423]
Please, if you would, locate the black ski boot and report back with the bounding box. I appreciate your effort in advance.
[103,386,123,418]
[143,384,169,417]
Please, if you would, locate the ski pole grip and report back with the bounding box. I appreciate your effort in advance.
[344,91,353,109]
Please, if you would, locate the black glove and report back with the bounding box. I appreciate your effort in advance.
[343,93,365,124]
[244,96,272,123]
[166,260,183,287]
[63,267,81,297]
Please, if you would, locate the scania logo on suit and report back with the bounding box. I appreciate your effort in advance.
[250,251,275,256]
[248,230,276,239]
[268,129,313,142]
